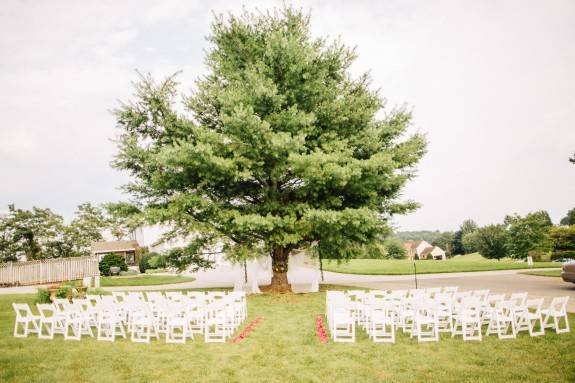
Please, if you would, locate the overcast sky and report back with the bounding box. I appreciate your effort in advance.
[0,0,574,231]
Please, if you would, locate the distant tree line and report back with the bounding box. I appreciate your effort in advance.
[397,207,575,262]
[0,202,142,263]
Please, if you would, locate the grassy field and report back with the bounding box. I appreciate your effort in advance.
[322,253,559,275]
[521,270,562,277]
[1,288,574,382]
[99,274,195,287]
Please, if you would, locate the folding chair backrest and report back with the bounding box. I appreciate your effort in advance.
[487,294,505,304]
[472,290,490,300]
[549,297,569,314]
[526,298,543,312]
[36,303,56,319]
[443,286,459,294]
[100,296,115,305]
[510,293,528,306]
[13,303,32,319]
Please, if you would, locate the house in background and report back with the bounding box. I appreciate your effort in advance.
[403,240,446,260]
[90,240,143,266]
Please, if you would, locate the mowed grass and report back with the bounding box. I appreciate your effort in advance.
[1,288,575,383]
[323,253,559,275]
[521,270,563,277]
[99,274,195,287]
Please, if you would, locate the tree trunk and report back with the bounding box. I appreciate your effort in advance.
[270,247,291,293]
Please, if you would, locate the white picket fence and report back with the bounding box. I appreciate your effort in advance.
[0,256,100,286]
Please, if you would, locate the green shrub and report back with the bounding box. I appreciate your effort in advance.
[148,254,167,269]
[35,288,51,304]
[528,250,550,262]
[99,253,128,276]
[384,238,407,259]
[57,285,73,299]
[550,250,575,261]
[139,254,151,273]
[139,252,161,272]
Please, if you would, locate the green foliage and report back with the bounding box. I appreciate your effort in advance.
[64,203,107,257]
[560,208,575,226]
[505,211,553,259]
[460,219,478,236]
[0,202,109,261]
[350,241,386,259]
[102,202,143,241]
[474,224,509,261]
[165,244,215,272]
[384,237,407,259]
[450,219,479,256]
[56,285,72,299]
[99,253,128,276]
[0,204,66,261]
[450,230,465,255]
[462,230,480,254]
[112,7,426,277]
[34,289,51,304]
[139,253,153,273]
[549,225,575,260]
[148,254,167,269]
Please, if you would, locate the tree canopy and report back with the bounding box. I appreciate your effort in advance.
[112,8,426,291]
[474,224,509,261]
[560,207,575,226]
[504,210,553,258]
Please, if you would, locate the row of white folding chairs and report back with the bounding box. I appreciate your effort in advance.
[13,291,247,344]
[326,289,570,343]
[362,291,570,342]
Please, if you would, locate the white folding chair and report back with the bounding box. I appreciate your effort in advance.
[165,303,188,344]
[452,297,482,341]
[413,302,439,343]
[97,305,126,342]
[368,301,395,343]
[64,306,93,341]
[130,306,159,343]
[204,302,228,343]
[331,306,355,342]
[486,301,516,339]
[36,303,65,340]
[515,298,545,337]
[12,303,40,338]
[542,297,570,334]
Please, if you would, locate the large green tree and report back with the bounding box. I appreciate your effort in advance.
[451,219,478,255]
[64,203,107,256]
[504,211,553,259]
[112,8,426,291]
[0,205,65,261]
[549,225,575,260]
[474,224,509,261]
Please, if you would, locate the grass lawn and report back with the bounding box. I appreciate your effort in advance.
[99,274,195,287]
[521,270,562,277]
[322,253,559,275]
[1,287,574,382]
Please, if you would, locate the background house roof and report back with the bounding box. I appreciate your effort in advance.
[91,240,140,253]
